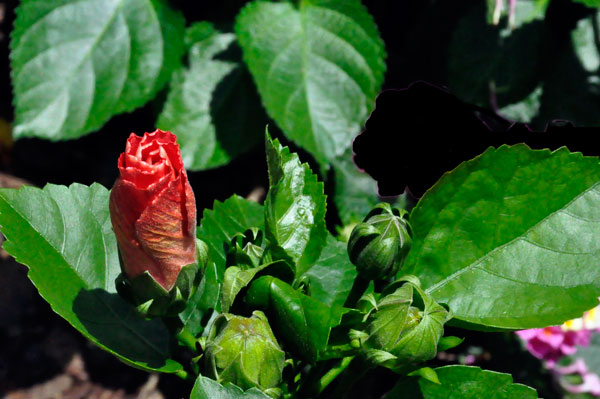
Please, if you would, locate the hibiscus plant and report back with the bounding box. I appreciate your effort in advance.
[3,0,600,398]
[1,123,600,399]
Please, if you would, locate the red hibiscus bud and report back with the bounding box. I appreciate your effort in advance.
[109,129,197,292]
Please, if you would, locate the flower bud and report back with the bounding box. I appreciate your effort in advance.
[347,203,411,280]
[225,228,265,269]
[357,277,451,373]
[109,130,204,316]
[205,311,284,396]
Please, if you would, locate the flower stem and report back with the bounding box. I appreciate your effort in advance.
[317,356,354,394]
[162,316,200,353]
[344,275,370,309]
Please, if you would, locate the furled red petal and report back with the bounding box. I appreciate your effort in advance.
[110,129,196,291]
[133,172,196,290]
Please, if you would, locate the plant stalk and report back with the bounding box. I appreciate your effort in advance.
[344,275,371,309]
[317,356,354,394]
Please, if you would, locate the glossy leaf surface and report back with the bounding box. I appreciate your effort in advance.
[0,183,182,372]
[246,276,336,363]
[264,133,327,277]
[404,145,600,329]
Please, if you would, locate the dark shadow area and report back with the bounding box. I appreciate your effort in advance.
[0,257,153,394]
[353,83,600,197]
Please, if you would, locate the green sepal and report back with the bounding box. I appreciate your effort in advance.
[204,311,285,394]
[355,275,452,373]
[116,239,209,318]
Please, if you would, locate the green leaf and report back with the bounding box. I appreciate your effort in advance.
[10,0,185,140]
[197,195,264,275]
[235,0,386,167]
[0,183,182,373]
[387,366,538,399]
[190,375,271,399]
[157,22,266,170]
[245,276,337,363]
[264,132,328,277]
[403,145,600,330]
[188,196,264,328]
[300,234,357,309]
[331,147,380,225]
[573,0,600,8]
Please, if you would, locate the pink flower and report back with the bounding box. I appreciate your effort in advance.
[516,327,591,368]
[556,359,600,396]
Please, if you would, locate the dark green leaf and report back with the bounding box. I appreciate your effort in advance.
[403,145,600,329]
[573,0,600,8]
[157,22,266,170]
[386,366,538,399]
[10,0,185,140]
[245,276,337,363]
[300,234,356,309]
[0,183,182,373]
[190,375,271,399]
[235,0,386,167]
[264,133,328,277]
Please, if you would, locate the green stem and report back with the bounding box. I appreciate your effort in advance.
[162,316,200,353]
[317,356,354,394]
[319,343,357,361]
[344,275,370,309]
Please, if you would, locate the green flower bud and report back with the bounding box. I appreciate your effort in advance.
[357,276,451,373]
[205,311,284,396]
[347,203,411,280]
[115,238,208,318]
[225,228,265,269]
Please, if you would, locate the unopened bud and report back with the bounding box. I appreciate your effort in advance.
[348,203,411,280]
[205,311,284,396]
